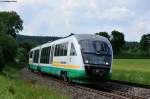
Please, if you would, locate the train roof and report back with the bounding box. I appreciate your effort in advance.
[30,34,111,51]
[73,34,112,48]
[73,34,109,42]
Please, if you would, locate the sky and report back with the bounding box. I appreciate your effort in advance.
[0,0,150,41]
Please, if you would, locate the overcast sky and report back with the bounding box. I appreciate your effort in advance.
[0,0,150,41]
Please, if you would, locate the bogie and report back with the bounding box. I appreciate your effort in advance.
[61,71,69,82]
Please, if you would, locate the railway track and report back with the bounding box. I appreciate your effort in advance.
[74,85,147,99]
[92,81,150,99]
[110,80,150,89]
[28,69,148,99]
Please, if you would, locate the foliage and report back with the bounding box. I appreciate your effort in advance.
[16,48,27,63]
[19,42,34,52]
[112,59,150,85]
[140,34,150,56]
[16,42,38,63]
[0,48,4,71]
[110,30,125,54]
[114,53,150,59]
[0,34,18,63]
[0,11,23,38]
[96,32,110,40]
[16,34,61,45]
[123,42,139,50]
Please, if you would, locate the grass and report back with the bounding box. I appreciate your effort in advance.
[112,59,150,85]
[0,63,69,99]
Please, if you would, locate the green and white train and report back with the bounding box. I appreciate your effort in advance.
[28,34,113,84]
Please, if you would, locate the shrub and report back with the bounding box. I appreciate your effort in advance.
[0,34,18,63]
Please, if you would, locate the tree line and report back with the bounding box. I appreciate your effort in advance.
[96,31,150,58]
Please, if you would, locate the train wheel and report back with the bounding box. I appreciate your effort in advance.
[61,71,69,82]
[63,72,68,82]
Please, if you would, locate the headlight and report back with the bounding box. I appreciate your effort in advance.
[105,62,109,65]
[85,60,89,63]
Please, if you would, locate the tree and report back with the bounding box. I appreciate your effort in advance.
[19,42,33,52]
[0,11,23,38]
[96,32,110,40]
[0,34,18,62]
[110,30,125,54]
[16,47,28,63]
[18,42,34,63]
[140,34,150,56]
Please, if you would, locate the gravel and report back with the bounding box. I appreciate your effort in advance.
[97,82,150,98]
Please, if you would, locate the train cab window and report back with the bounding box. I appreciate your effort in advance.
[29,51,33,58]
[70,43,77,56]
[40,46,51,64]
[54,43,68,56]
[33,49,39,63]
[94,41,109,55]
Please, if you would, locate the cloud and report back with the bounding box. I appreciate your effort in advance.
[99,7,134,21]
[0,0,150,41]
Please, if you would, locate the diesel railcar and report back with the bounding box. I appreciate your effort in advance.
[28,34,113,84]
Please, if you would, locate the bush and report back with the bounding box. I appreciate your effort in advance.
[0,34,18,63]
[16,47,28,63]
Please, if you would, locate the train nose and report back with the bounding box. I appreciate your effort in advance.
[85,65,110,77]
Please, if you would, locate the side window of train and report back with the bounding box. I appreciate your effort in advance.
[40,46,51,64]
[33,49,39,63]
[63,43,68,56]
[54,43,68,56]
[70,43,77,56]
[54,45,58,56]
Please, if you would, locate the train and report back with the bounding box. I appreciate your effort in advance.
[28,34,113,84]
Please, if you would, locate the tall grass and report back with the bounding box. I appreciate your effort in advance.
[0,63,69,99]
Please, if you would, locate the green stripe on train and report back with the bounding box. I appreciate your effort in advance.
[28,64,86,78]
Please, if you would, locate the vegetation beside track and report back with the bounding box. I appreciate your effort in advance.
[0,63,69,99]
[112,59,150,85]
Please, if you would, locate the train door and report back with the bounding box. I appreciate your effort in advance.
[68,42,78,67]
[38,48,42,67]
[29,51,33,64]
[50,45,55,64]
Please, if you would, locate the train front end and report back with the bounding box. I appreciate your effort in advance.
[77,35,113,82]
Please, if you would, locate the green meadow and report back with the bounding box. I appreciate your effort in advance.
[112,59,150,85]
[0,64,68,99]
